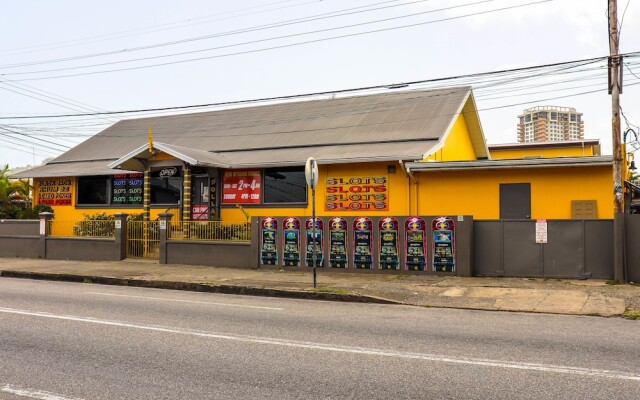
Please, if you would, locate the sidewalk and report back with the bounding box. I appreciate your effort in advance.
[1,257,639,318]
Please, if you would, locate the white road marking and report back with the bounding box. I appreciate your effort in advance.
[1,385,84,400]
[2,306,639,382]
[84,291,283,311]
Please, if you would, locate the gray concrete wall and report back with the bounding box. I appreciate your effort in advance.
[166,241,254,268]
[474,219,613,279]
[45,237,120,261]
[0,220,39,236]
[0,236,40,258]
[625,214,640,283]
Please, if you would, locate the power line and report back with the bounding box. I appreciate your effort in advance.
[0,126,71,150]
[0,0,427,69]
[2,52,627,120]
[0,0,316,56]
[3,0,554,81]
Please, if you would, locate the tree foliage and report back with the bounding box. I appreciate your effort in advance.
[0,164,42,219]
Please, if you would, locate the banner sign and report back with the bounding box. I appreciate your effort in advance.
[37,178,72,206]
[378,217,399,270]
[222,170,261,204]
[325,176,388,211]
[191,205,209,221]
[282,217,301,266]
[328,217,348,268]
[432,217,455,272]
[260,217,278,265]
[405,217,427,271]
[305,217,324,267]
[536,219,548,244]
[353,217,373,269]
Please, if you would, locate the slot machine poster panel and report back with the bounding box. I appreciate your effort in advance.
[260,217,278,266]
[282,217,301,267]
[432,217,455,272]
[353,217,374,269]
[378,217,399,270]
[305,217,324,267]
[328,217,348,268]
[404,217,427,271]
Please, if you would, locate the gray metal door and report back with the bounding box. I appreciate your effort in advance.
[500,183,531,219]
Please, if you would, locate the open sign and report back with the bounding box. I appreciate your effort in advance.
[159,167,178,177]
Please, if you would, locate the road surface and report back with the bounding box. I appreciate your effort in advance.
[0,277,638,399]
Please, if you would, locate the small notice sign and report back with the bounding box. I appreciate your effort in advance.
[39,219,46,236]
[536,219,547,244]
[159,220,167,230]
[115,220,122,229]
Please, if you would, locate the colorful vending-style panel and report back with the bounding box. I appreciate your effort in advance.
[329,217,348,268]
[260,217,278,265]
[405,217,427,271]
[432,217,455,272]
[353,217,373,269]
[282,217,301,266]
[378,217,399,270]
[305,217,324,267]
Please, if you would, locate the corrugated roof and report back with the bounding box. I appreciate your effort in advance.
[15,86,484,177]
[10,160,137,178]
[405,156,612,172]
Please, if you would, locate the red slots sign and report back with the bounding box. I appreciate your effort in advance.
[324,176,388,211]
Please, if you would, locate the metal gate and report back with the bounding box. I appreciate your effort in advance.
[127,221,160,259]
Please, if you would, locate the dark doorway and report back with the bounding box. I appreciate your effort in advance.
[500,183,531,219]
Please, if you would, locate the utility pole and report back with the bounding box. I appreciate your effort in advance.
[609,0,625,281]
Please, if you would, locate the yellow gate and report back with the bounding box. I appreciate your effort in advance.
[127,221,160,259]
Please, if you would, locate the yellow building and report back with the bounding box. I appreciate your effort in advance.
[12,87,613,222]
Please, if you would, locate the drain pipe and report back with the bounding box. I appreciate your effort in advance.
[399,160,416,215]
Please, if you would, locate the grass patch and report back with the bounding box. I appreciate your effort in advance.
[394,274,408,280]
[83,277,93,284]
[623,309,640,320]
[605,280,622,285]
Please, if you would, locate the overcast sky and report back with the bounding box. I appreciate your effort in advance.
[1,0,639,168]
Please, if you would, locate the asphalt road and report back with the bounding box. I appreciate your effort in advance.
[0,277,638,400]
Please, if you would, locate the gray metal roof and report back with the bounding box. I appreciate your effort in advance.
[405,156,613,172]
[10,160,138,178]
[14,86,485,177]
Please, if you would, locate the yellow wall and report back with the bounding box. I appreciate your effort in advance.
[424,114,477,162]
[490,145,596,160]
[416,166,612,219]
[34,177,179,221]
[220,162,412,220]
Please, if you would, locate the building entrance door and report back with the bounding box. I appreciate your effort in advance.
[500,183,531,219]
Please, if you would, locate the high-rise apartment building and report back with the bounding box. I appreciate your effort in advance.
[517,106,584,143]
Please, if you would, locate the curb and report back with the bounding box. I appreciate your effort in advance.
[0,270,400,305]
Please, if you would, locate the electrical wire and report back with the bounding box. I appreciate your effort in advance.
[2,0,554,81]
[2,52,625,120]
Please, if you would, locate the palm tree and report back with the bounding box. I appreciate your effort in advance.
[0,164,31,218]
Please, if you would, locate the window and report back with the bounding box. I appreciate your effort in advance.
[263,167,307,204]
[151,168,182,205]
[524,114,531,122]
[77,176,109,205]
[550,112,557,120]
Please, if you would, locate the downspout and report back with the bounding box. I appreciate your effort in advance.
[399,160,416,215]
